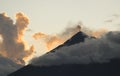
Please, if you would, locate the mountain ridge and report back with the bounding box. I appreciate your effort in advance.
[49,31,89,53]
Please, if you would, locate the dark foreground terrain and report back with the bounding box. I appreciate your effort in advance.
[8,59,120,76]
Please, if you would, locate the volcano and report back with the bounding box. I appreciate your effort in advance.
[49,31,88,53]
[8,31,120,76]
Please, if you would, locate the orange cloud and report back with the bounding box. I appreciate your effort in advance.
[32,25,82,51]
[91,28,107,38]
[33,32,47,40]
[0,12,34,65]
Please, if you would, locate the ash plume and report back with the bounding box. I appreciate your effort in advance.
[0,12,34,65]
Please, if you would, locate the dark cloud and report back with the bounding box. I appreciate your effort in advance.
[31,31,120,66]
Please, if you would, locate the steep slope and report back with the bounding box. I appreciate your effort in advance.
[49,31,88,53]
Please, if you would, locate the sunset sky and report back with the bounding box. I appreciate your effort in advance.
[0,0,120,34]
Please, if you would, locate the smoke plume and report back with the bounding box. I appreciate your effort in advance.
[0,12,34,65]
[31,30,120,66]
[33,23,108,51]
[33,25,81,50]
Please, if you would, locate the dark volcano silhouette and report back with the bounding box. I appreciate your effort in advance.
[63,31,88,45]
[49,31,88,53]
[8,31,120,76]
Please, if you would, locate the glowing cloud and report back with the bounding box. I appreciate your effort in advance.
[33,25,81,51]
[0,12,34,65]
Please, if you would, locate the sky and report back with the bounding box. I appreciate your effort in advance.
[0,1,120,76]
[0,0,120,34]
[0,0,120,63]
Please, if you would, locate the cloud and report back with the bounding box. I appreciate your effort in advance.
[32,25,82,50]
[31,31,120,66]
[32,23,108,51]
[33,32,47,40]
[104,13,120,31]
[104,14,120,23]
[0,12,34,65]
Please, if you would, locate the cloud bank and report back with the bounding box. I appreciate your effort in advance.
[31,31,120,66]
